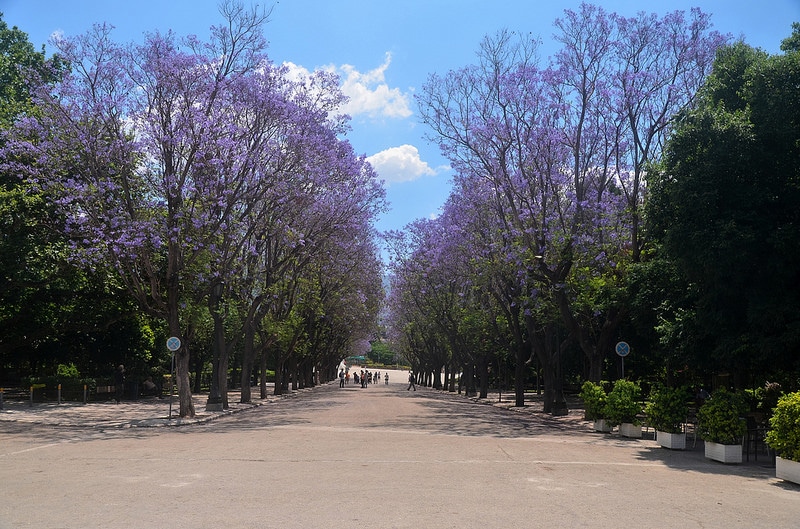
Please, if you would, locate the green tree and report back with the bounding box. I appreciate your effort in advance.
[648,37,800,385]
[0,16,154,382]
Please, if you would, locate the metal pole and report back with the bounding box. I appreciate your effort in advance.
[58,384,62,405]
[83,384,88,404]
[0,388,4,410]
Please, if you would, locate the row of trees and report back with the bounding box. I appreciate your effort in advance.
[0,3,387,417]
[385,5,800,414]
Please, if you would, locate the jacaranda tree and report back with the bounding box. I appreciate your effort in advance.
[401,4,726,413]
[3,1,386,416]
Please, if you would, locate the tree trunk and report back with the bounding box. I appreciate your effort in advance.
[526,316,568,416]
[464,363,477,397]
[193,346,203,394]
[540,355,557,414]
[478,355,489,399]
[432,363,443,389]
[259,350,268,399]
[168,278,194,418]
[291,355,298,391]
[206,305,225,411]
[514,341,527,407]
[273,356,284,396]
[240,322,256,403]
[219,340,230,409]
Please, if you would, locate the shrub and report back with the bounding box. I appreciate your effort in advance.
[57,363,81,378]
[697,388,747,445]
[604,379,642,426]
[765,391,800,462]
[646,385,690,434]
[758,381,783,419]
[580,381,607,421]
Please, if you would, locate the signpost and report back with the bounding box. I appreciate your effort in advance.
[166,337,181,419]
[615,341,630,378]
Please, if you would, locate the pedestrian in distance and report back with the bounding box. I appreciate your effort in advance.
[384,372,389,385]
[339,369,345,388]
[407,371,416,391]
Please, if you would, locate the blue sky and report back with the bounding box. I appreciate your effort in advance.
[3,0,799,235]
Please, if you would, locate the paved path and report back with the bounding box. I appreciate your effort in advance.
[1,371,798,528]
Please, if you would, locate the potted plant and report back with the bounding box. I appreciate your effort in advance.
[646,385,690,449]
[765,391,800,484]
[605,379,643,438]
[697,388,746,463]
[580,381,611,432]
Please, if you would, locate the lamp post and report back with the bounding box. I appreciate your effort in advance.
[205,281,225,411]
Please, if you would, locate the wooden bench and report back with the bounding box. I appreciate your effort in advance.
[95,385,116,400]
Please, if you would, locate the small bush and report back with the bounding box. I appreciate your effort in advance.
[759,381,783,419]
[56,363,81,379]
[579,381,607,421]
[766,391,800,462]
[646,385,690,434]
[604,379,642,426]
[697,388,747,445]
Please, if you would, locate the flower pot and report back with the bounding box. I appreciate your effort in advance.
[656,431,686,450]
[776,457,800,485]
[619,422,642,438]
[704,441,742,464]
[593,419,612,432]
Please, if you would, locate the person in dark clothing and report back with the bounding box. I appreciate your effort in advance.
[407,371,416,391]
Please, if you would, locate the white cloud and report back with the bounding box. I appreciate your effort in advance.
[335,53,412,119]
[282,61,313,82]
[367,144,437,185]
[284,53,412,120]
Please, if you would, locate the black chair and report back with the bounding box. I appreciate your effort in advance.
[743,415,768,462]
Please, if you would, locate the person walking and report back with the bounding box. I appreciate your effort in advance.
[384,372,389,385]
[407,371,416,391]
[339,369,345,388]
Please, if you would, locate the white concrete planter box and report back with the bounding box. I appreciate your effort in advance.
[656,431,686,450]
[619,422,642,438]
[776,456,800,485]
[704,441,742,464]
[593,419,612,432]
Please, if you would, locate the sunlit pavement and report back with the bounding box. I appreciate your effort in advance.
[1,369,798,529]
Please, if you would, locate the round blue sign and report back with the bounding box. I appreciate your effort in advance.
[166,336,182,351]
[615,341,630,357]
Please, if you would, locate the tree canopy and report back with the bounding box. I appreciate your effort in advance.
[1,3,386,415]
[648,32,800,385]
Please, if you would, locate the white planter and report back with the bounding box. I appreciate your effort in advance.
[656,431,686,450]
[776,456,800,485]
[704,441,742,464]
[619,422,642,438]
[593,419,612,432]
